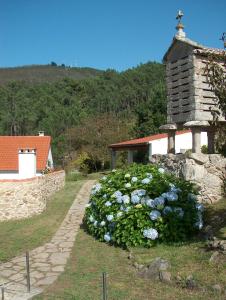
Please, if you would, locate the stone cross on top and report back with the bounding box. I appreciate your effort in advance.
[160,11,226,154]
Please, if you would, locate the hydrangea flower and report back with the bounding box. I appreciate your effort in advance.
[149,210,161,220]
[134,189,146,197]
[125,183,131,188]
[104,233,111,242]
[89,215,95,222]
[85,203,91,208]
[91,183,102,195]
[143,228,158,240]
[112,169,117,172]
[154,196,165,208]
[135,204,142,208]
[113,191,122,198]
[125,206,131,212]
[188,193,197,202]
[106,214,114,222]
[131,194,140,204]
[131,176,138,183]
[102,176,107,181]
[122,195,130,204]
[100,221,106,226]
[94,220,98,227]
[146,198,155,208]
[163,206,173,215]
[141,178,151,184]
[194,212,203,230]
[108,180,112,183]
[196,203,204,212]
[146,173,153,179]
[165,192,178,202]
[105,201,112,207]
[174,207,184,218]
[158,168,165,174]
[103,194,107,199]
[125,173,131,178]
[120,205,125,211]
[117,211,123,218]
[169,183,181,193]
[116,196,123,204]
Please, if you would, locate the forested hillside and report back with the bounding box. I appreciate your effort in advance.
[0,65,102,85]
[0,62,166,170]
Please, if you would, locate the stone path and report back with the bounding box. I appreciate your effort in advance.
[0,180,95,300]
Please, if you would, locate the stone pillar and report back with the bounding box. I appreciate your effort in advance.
[159,123,177,154]
[127,150,133,164]
[148,143,152,162]
[207,128,215,154]
[167,131,176,154]
[184,121,210,154]
[191,127,201,153]
[111,150,116,170]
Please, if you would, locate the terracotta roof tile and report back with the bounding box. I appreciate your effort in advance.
[0,136,51,171]
[109,130,190,149]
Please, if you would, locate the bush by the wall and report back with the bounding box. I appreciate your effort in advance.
[84,164,203,247]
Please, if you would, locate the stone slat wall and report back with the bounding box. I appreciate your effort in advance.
[0,170,65,221]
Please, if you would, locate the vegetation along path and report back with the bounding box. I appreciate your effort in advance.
[0,180,95,300]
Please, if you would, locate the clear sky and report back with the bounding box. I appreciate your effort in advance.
[0,0,225,71]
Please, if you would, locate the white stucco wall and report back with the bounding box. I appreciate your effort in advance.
[0,148,53,180]
[19,149,36,179]
[150,132,207,155]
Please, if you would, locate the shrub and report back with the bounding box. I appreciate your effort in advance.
[84,164,203,247]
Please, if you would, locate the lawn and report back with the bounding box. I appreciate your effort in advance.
[35,198,226,300]
[0,180,84,262]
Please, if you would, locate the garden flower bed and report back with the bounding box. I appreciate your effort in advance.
[84,164,203,247]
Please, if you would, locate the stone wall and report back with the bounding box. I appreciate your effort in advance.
[0,170,65,221]
[150,153,226,203]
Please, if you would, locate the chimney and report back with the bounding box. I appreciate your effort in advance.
[18,149,36,179]
[38,131,44,136]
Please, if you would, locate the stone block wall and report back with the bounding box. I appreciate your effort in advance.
[0,170,65,221]
[150,153,226,203]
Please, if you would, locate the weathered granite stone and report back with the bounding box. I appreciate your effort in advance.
[184,121,210,127]
[150,154,226,203]
[159,271,171,283]
[159,123,177,130]
[0,171,65,221]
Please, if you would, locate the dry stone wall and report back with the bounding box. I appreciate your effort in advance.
[0,170,65,221]
[150,153,226,203]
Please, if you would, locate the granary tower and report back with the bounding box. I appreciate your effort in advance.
[160,11,226,154]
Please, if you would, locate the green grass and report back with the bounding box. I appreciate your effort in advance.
[0,180,83,262]
[35,198,226,300]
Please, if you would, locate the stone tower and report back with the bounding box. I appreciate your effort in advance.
[160,11,226,154]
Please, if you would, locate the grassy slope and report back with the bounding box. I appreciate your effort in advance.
[0,65,102,85]
[0,180,83,262]
[36,198,226,300]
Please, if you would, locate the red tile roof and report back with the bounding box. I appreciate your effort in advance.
[109,130,190,149]
[0,136,51,171]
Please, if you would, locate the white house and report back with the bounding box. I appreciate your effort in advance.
[0,132,53,180]
[109,130,207,168]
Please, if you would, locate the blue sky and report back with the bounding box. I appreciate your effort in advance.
[0,0,225,71]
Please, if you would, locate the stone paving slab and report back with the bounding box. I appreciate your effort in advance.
[0,180,95,300]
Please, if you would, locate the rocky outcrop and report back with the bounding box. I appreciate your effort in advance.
[0,171,65,221]
[150,153,226,203]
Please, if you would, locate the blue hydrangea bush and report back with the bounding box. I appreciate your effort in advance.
[84,164,204,247]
